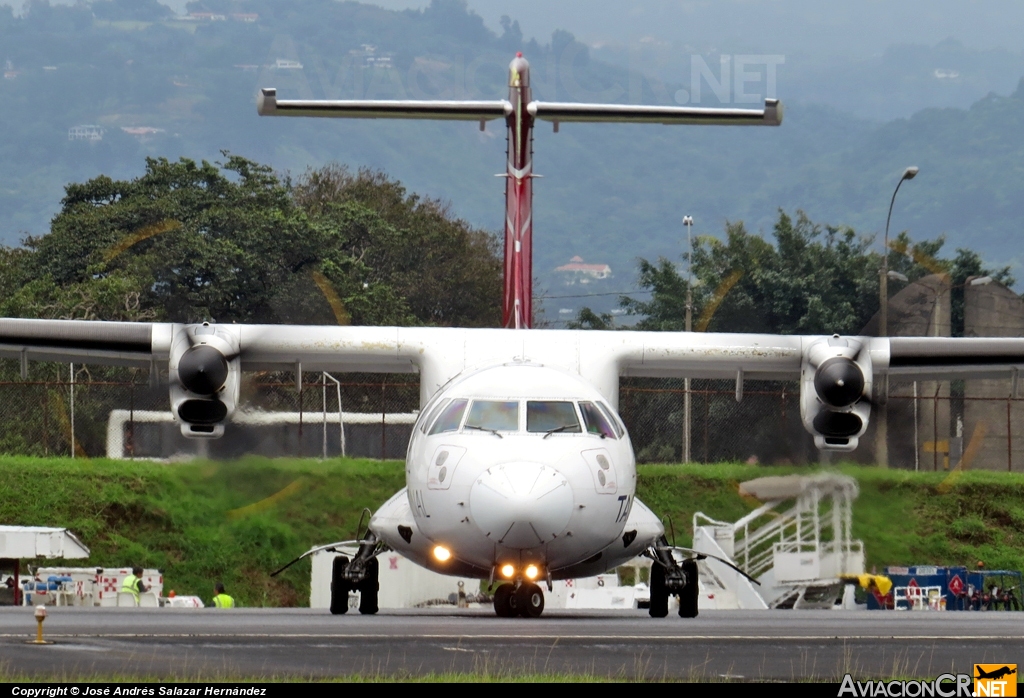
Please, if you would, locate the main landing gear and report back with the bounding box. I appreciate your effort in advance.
[647,535,699,618]
[330,533,382,615]
[493,581,545,618]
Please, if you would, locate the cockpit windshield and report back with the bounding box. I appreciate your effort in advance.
[428,398,467,435]
[526,401,581,433]
[465,400,519,432]
[579,401,617,439]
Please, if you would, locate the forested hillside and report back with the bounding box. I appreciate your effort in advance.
[1,0,1023,314]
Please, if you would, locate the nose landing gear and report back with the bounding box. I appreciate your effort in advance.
[329,533,382,615]
[648,536,699,618]
[493,581,545,618]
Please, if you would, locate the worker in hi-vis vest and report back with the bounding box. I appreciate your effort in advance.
[121,567,147,604]
[212,581,235,608]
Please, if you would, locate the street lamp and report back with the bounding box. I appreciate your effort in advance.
[683,215,694,463]
[880,166,918,337]
[877,166,918,470]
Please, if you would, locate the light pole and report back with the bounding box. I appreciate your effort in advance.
[876,166,918,468]
[880,166,918,338]
[683,215,694,464]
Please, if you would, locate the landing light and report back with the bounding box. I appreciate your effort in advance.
[525,565,539,580]
[433,546,452,562]
[501,564,515,578]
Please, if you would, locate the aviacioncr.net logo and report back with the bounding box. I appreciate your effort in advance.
[838,674,973,697]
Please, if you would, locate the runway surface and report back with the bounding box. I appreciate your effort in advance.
[1,607,1022,680]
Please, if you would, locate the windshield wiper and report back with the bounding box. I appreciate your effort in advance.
[465,424,503,438]
[543,425,578,439]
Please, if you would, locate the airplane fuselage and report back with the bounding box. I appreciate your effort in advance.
[369,361,663,585]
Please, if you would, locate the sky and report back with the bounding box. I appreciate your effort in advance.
[365,0,1024,58]
[8,1,1024,59]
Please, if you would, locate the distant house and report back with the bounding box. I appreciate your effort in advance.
[274,59,304,70]
[350,45,393,69]
[555,256,612,285]
[121,127,165,139]
[188,12,227,21]
[231,13,259,22]
[68,125,104,141]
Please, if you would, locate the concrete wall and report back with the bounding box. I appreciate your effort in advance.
[858,274,951,469]
[963,280,1024,472]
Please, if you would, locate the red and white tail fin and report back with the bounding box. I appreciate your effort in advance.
[258,54,783,330]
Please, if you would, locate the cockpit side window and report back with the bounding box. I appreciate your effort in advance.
[596,401,626,438]
[428,399,468,435]
[465,400,519,432]
[579,401,617,439]
[420,398,451,433]
[526,401,581,433]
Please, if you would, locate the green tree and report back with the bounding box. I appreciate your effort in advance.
[10,155,501,328]
[292,164,502,328]
[581,210,1016,337]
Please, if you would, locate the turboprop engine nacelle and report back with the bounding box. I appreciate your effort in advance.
[800,335,873,452]
[168,323,241,438]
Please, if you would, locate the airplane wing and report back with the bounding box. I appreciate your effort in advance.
[614,332,1024,381]
[257,89,781,127]
[0,318,156,371]
[8,319,1024,382]
[257,89,510,122]
[529,99,783,127]
[0,319,427,374]
[887,336,1024,380]
[5,319,1024,447]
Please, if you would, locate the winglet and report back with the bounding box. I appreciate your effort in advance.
[257,88,277,116]
[764,98,783,126]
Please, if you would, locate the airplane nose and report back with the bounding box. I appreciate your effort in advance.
[469,462,574,549]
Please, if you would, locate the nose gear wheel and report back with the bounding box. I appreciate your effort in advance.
[493,583,518,617]
[516,582,545,617]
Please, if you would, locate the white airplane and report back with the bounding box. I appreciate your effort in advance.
[5,56,1022,619]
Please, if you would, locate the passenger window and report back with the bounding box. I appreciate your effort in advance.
[420,398,451,433]
[527,401,581,433]
[465,400,519,432]
[580,401,616,439]
[428,399,467,435]
[596,402,625,438]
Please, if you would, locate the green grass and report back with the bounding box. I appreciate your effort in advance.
[3,457,1024,606]
[0,456,404,607]
[638,462,1024,571]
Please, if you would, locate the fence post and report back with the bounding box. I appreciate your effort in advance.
[322,372,345,458]
[1008,395,1013,473]
[912,382,919,471]
[381,382,387,460]
[129,378,135,459]
[69,363,75,459]
[703,383,710,464]
[683,377,691,463]
[42,384,48,456]
[932,383,939,471]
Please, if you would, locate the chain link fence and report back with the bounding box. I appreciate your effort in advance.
[0,363,1020,471]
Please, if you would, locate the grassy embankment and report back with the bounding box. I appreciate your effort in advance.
[2,457,1024,606]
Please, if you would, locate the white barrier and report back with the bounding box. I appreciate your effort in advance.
[106,409,418,459]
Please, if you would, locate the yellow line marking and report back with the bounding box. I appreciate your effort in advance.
[227,478,307,520]
[312,271,351,326]
[696,270,743,332]
[103,219,182,262]
[937,421,986,493]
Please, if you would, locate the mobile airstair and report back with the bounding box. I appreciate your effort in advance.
[692,473,865,609]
